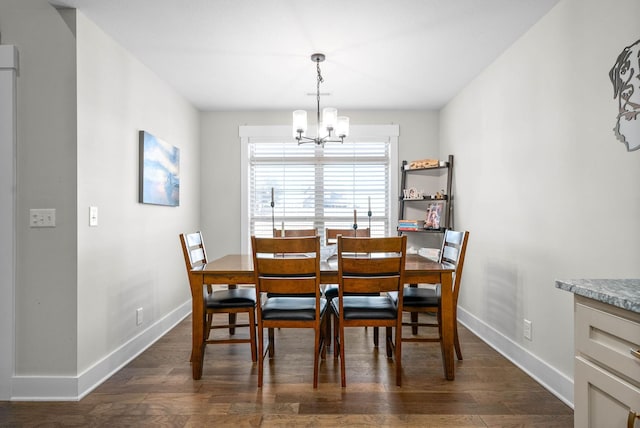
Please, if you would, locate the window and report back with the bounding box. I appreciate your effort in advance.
[240,125,399,253]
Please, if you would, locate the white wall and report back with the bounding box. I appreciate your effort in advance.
[0,0,200,399]
[76,12,199,377]
[440,0,640,405]
[199,110,440,259]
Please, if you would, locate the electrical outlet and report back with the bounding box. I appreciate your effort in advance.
[524,319,532,341]
[29,208,56,227]
[136,308,143,326]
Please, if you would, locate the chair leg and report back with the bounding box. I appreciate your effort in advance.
[454,321,463,360]
[189,313,213,363]
[268,328,275,358]
[339,322,346,387]
[313,322,321,388]
[320,314,327,360]
[385,327,393,358]
[373,326,379,347]
[229,313,236,335]
[411,312,418,334]
[206,313,213,335]
[248,309,257,363]
[409,284,419,335]
[257,324,264,387]
[325,308,333,348]
[395,322,402,387]
[192,309,208,363]
[333,314,340,359]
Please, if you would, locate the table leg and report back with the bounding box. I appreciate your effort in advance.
[190,272,205,380]
[439,271,455,380]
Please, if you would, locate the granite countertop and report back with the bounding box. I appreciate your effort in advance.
[555,279,640,313]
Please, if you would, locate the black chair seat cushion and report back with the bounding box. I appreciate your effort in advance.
[205,288,256,309]
[262,297,327,321]
[388,285,440,307]
[324,284,339,300]
[331,295,397,320]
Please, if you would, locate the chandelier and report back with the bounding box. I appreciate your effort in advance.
[293,53,349,146]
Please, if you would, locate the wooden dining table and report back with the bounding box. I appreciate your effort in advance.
[188,253,457,381]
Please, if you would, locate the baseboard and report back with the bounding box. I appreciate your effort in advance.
[11,300,191,401]
[457,306,574,408]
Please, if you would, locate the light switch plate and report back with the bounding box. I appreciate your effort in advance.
[89,206,98,226]
[30,209,56,227]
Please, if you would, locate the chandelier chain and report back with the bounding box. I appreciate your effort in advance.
[316,59,323,132]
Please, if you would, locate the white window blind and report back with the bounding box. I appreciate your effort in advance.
[248,140,391,244]
[239,124,399,253]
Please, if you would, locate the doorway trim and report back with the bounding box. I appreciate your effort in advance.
[0,45,18,400]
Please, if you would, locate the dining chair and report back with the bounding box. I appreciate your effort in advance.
[179,231,257,363]
[390,229,469,361]
[272,228,317,238]
[323,227,372,346]
[251,235,327,388]
[332,235,407,387]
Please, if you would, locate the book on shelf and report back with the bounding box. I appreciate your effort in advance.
[398,219,425,231]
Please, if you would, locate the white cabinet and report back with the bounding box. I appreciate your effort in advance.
[573,295,640,428]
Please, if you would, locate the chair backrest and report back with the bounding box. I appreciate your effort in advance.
[325,227,370,246]
[439,230,470,304]
[272,228,317,238]
[179,231,210,298]
[180,231,207,270]
[251,236,321,296]
[337,235,407,295]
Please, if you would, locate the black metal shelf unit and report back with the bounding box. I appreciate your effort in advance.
[398,154,453,235]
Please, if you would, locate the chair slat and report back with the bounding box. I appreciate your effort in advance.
[255,256,317,276]
[339,236,403,253]
[254,236,318,254]
[341,275,401,293]
[258,277,318,294]
[441,245,459,263]
[273,228,317,238]
[186,232,202,248]
[340,257,403,276]
[325,228,370,245]
[190,247,206,265]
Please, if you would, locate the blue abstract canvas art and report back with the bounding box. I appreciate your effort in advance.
[139,130,180,206]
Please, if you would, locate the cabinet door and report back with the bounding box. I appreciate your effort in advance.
[575,356,640,428]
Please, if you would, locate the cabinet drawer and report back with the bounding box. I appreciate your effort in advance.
[575,301,640,387]
[574,356,640,428]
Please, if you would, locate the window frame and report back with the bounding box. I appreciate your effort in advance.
[239,124,399,253]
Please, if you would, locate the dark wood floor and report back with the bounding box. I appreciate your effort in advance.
[0,313,573,427]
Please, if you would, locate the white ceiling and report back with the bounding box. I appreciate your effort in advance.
[51,0,559,111]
